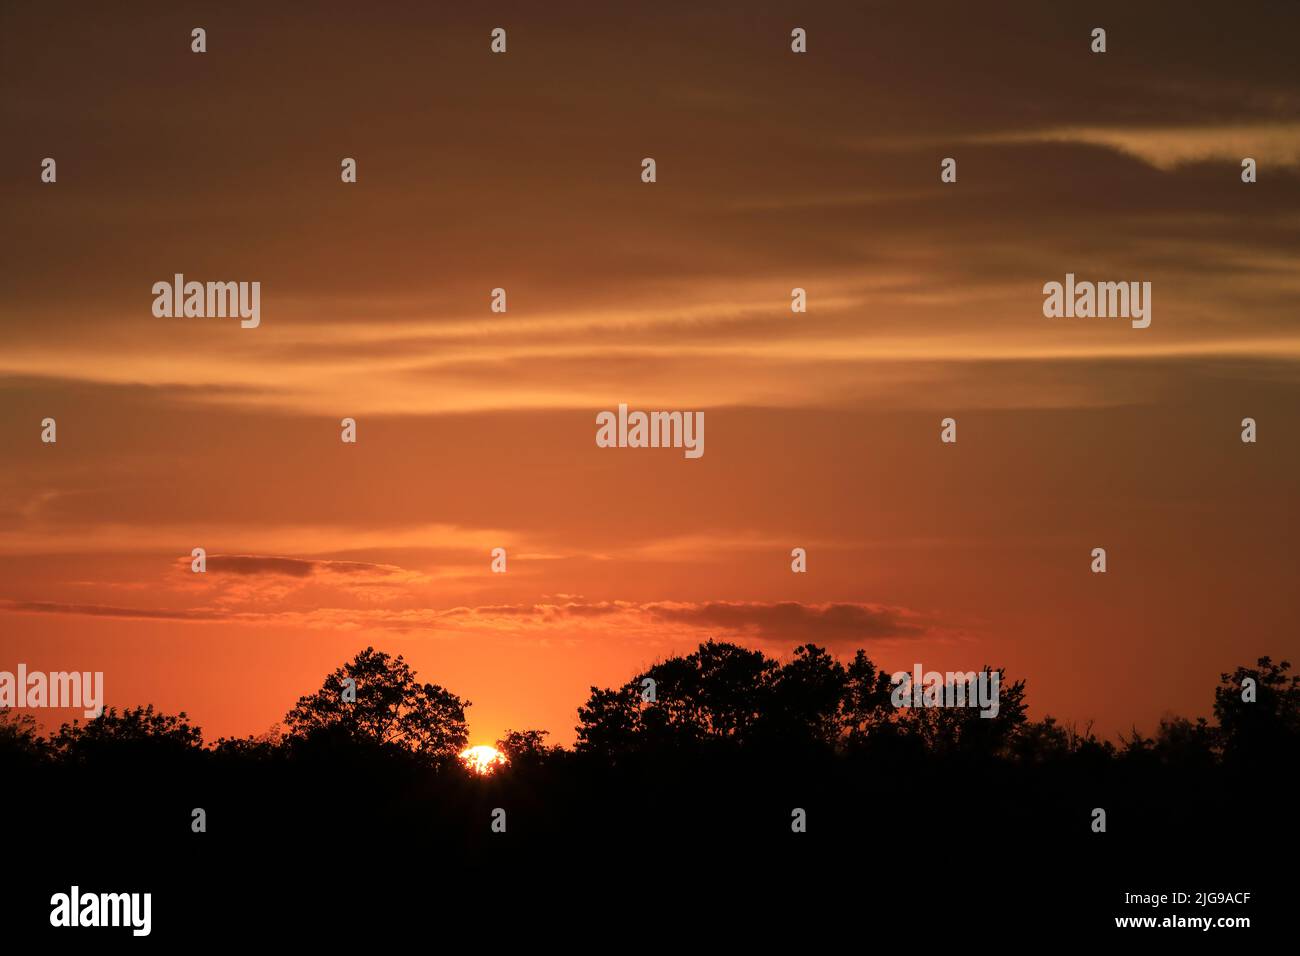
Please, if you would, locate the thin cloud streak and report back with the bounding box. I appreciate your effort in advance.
[0,597,937,646]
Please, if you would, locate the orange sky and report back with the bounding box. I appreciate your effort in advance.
[2,1,1298,747]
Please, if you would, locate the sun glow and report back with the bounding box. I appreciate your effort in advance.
[459,744,507,775]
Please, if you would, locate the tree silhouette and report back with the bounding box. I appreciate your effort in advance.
[841,648,897,746]
[284,646,469,761]
[1121,715,1215,770]
[573,683,642,758]
[496,729,556,769]
[2,641,1294,914]
[1213,656,1300,765]
[576,639,780,755]
[1008,714,1073,764]
[0,708,47,764]
[576,642,1039,761]
[496,729,550,757]
[900,667,1028,758]
[765,643,849,747]
[50,705,204,764]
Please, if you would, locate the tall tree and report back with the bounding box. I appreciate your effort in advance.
[284,647,469,761]
[576,640,779,755]
[1213,656,1300,765]
[767,643,849,747]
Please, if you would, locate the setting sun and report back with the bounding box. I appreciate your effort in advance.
[459,744,507,775]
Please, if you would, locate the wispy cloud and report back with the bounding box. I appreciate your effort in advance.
[0,600,224,622]
[182,554,426,581]
[971,122,1300,170]
[0,597,936,647]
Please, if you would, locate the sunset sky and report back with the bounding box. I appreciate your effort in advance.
[2,2,1298,748]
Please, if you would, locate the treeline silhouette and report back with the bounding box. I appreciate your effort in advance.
[5,641,1294,935]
